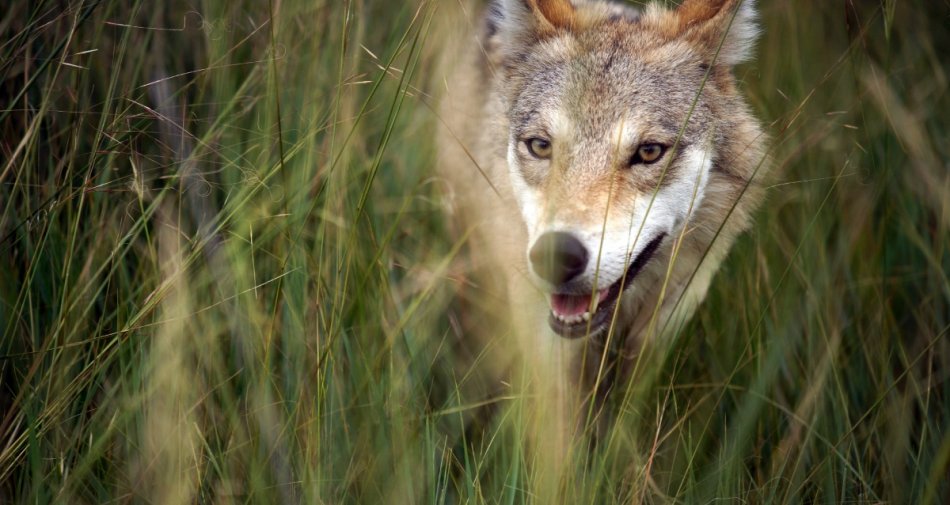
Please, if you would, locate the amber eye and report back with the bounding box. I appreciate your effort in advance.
[526,138,553,159]
[631,143,666,165]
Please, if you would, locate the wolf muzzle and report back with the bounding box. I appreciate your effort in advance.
[529,232,589,286]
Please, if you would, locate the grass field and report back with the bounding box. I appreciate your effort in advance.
[1,0,948,503]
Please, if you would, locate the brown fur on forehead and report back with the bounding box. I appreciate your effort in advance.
[505,28,723,214]
[505,22,716,143]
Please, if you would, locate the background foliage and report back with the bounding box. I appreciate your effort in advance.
[1,0,947,503]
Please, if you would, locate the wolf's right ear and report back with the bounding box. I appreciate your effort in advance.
[486,0,576,63]
[672,0,759,66]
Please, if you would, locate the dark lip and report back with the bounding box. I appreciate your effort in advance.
[548,233,666,339]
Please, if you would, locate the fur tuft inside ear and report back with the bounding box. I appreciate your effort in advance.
[528,0,576,29]
[487,0,576,62]
[675,0,759,66]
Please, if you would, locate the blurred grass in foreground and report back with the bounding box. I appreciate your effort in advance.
[0,0,948,503]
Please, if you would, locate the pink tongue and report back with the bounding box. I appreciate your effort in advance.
[551,289,609,317]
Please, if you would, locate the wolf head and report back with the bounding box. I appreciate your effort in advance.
[486,0,762,338]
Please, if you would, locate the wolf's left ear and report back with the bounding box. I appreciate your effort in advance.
[488,0,576,62]
[673,0,759,66]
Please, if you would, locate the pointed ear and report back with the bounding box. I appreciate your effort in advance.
[674,0,759,66]
[488,0,576,61]
[527,0,576,30]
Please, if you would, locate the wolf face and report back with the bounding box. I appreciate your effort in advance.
[485,0,762,338]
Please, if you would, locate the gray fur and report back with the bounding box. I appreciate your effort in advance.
[436,0,769,457]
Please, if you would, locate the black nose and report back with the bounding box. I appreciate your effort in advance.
[529,232,588,285]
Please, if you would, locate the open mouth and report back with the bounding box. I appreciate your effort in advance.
[547,234,665,339]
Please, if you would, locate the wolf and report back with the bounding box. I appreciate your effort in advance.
[436,0,768,461]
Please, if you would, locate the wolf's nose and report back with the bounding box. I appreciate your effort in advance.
[529,232,588,285]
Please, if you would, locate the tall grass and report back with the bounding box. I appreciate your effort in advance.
[1,0,947,503]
